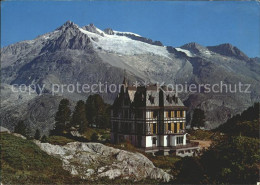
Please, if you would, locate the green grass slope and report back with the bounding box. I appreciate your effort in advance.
[0,133,162,184]
[0,133,83,184]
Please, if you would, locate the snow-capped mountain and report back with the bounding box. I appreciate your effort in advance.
[1,20,260,134]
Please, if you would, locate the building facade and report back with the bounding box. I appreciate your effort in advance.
[111,79,199,156]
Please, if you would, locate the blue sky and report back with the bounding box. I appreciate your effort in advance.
[1,1,260,57]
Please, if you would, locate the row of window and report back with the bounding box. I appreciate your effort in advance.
[165,110,184,118]
[147,122,185,134]
[149,110,185,119]
[151,136,184,145]
[167,122,185,133]
[115,110,185,119]
[115,122,135,133]
[112,121,185,134]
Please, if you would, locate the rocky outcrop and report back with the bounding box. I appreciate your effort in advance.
[104,28,114,35]
[181,42,207,54]
[42,21,92,52]
[115,32,163,46]
[12,133,26,139]
[0,126,10,133]
[82,23,104,36]
[207,43,249,61]
[35,141,172,182]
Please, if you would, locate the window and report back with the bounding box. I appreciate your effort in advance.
[150,111,157,118]
[177,136,183,144]
[148,95,155,104]
[147,123,151,133]
[180,111,183,117]
[137,111,143,118]
[152,110,157,118]
[168,110,171,117]
[177,111,180,117]
[168,123,171,131]
[153,123,157,134]
[132,123,135,132]
[150,123,153,134]
[124,110,129,118]
[174,123,177,133]
[177,122,180,133]
[152,137,157,145]
[180,122,183,130]
[118,123,121,131]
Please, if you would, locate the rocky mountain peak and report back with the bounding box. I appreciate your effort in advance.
[104,28,114,35]
[56,20,79,31]
[207,43,249,61]
[181,42,205,53]
[42,21,92,52]
[82,23,104,36]
[207,43,235,52]
[82,23,96,31]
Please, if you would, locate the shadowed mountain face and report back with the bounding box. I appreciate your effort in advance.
[207,43,250,61]
[1,21,260,134]
[181,42,206,54]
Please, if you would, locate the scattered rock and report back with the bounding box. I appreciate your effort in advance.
[12,133,26,139]
[0,126,10,133]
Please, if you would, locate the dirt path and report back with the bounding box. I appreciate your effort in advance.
[191,140,212,149]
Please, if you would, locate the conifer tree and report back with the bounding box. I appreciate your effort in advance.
[191,108,206,128]
[14,120,27,136]
[71,100,88,133]
[85,94,110,128]
[93,94,106,128]
[91,132,98,142]
[53,99,71,135]
[34,129,41,140]
[41,135,48,143]
[85,95,96,127]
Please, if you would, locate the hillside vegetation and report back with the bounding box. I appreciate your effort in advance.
[0,133,163,184]
[0,133,84,184]
[217,102,259,138]
[172,103,260,184]
[1,103,259,184]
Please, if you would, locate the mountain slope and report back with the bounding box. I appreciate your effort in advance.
[1,20,260,133]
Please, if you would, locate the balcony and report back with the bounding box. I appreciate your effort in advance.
[164,129,186,135]
[142,141,200,152]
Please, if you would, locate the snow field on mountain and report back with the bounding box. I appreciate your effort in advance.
[79,28,170,58]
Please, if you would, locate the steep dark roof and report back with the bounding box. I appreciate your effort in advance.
[113,83,185,109]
